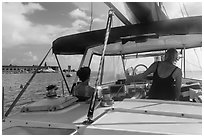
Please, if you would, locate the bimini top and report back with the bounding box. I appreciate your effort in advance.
[52,16,202,55]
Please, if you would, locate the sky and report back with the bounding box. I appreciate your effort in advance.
[2,1,202,70]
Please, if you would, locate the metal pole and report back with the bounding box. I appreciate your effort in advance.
[2,87,5,121]
[55,54,71,94]
[121,54,127,77]
[85,9,114,124]
[5,47,52,117]
[183,47,186,78]
[180,49,183,74]
[89,2,93,31]
[70,52,87,95]
[62,80,64,96]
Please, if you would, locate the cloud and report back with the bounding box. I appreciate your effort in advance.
[70,8,90,20]
[2,3,82,49]
[2,2,95,66]
[93,18,104,23]
[44,56,57,66]
[69,8,104,23]
[72,19,89,29]
[24,51,38,61]
[2,3,105,49]
[10,58,17,64]
[2,3,48,48]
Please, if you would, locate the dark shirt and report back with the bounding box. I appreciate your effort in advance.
[148,62,178,100]
[73,80,94,101]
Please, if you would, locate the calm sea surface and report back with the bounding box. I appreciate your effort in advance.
[2,72,97,115]
[2,71,202,115]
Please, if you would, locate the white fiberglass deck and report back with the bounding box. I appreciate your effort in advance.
[81,99,202,135]
[3,99,202,135]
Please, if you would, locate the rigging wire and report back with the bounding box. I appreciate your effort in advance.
[193,48,202,69]
[185,58,202,69]
[182,3,189,17]
[179,3,185,17]
[158,2,169,19]
[181,3,202,70]
[155,2,160,21]
[89,2,93,31]
[161,3,169,18]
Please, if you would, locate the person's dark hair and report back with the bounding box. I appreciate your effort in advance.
[77,67,91,82]
[165,48,178,63]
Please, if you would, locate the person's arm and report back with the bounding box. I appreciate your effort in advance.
[173,68,182,101]
[126,62,158,83]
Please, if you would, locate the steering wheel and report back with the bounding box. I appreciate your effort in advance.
[133,64,148,75]
[126,64,149,99]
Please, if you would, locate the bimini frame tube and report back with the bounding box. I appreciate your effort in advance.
[5,47,52,117]
[83,9,114,124]
[2,87,5,121]
[183,47,186,78]
[55,54,71,94]
[70,49,89,94]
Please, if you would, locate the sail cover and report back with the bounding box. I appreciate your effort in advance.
[52,16,201,55]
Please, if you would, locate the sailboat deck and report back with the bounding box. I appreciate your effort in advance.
[82,99,202,135]
[3,97,202,135]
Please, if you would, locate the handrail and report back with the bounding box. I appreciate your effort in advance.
[4,47,52,117]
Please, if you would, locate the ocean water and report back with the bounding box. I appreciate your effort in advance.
[2,71,202,115]
[2,72,98,115]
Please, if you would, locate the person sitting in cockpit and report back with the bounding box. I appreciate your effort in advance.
[73,67,95,101]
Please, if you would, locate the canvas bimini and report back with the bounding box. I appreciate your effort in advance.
[2,2,202,135]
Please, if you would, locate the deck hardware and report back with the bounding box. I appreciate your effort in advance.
[82,118,94,125]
